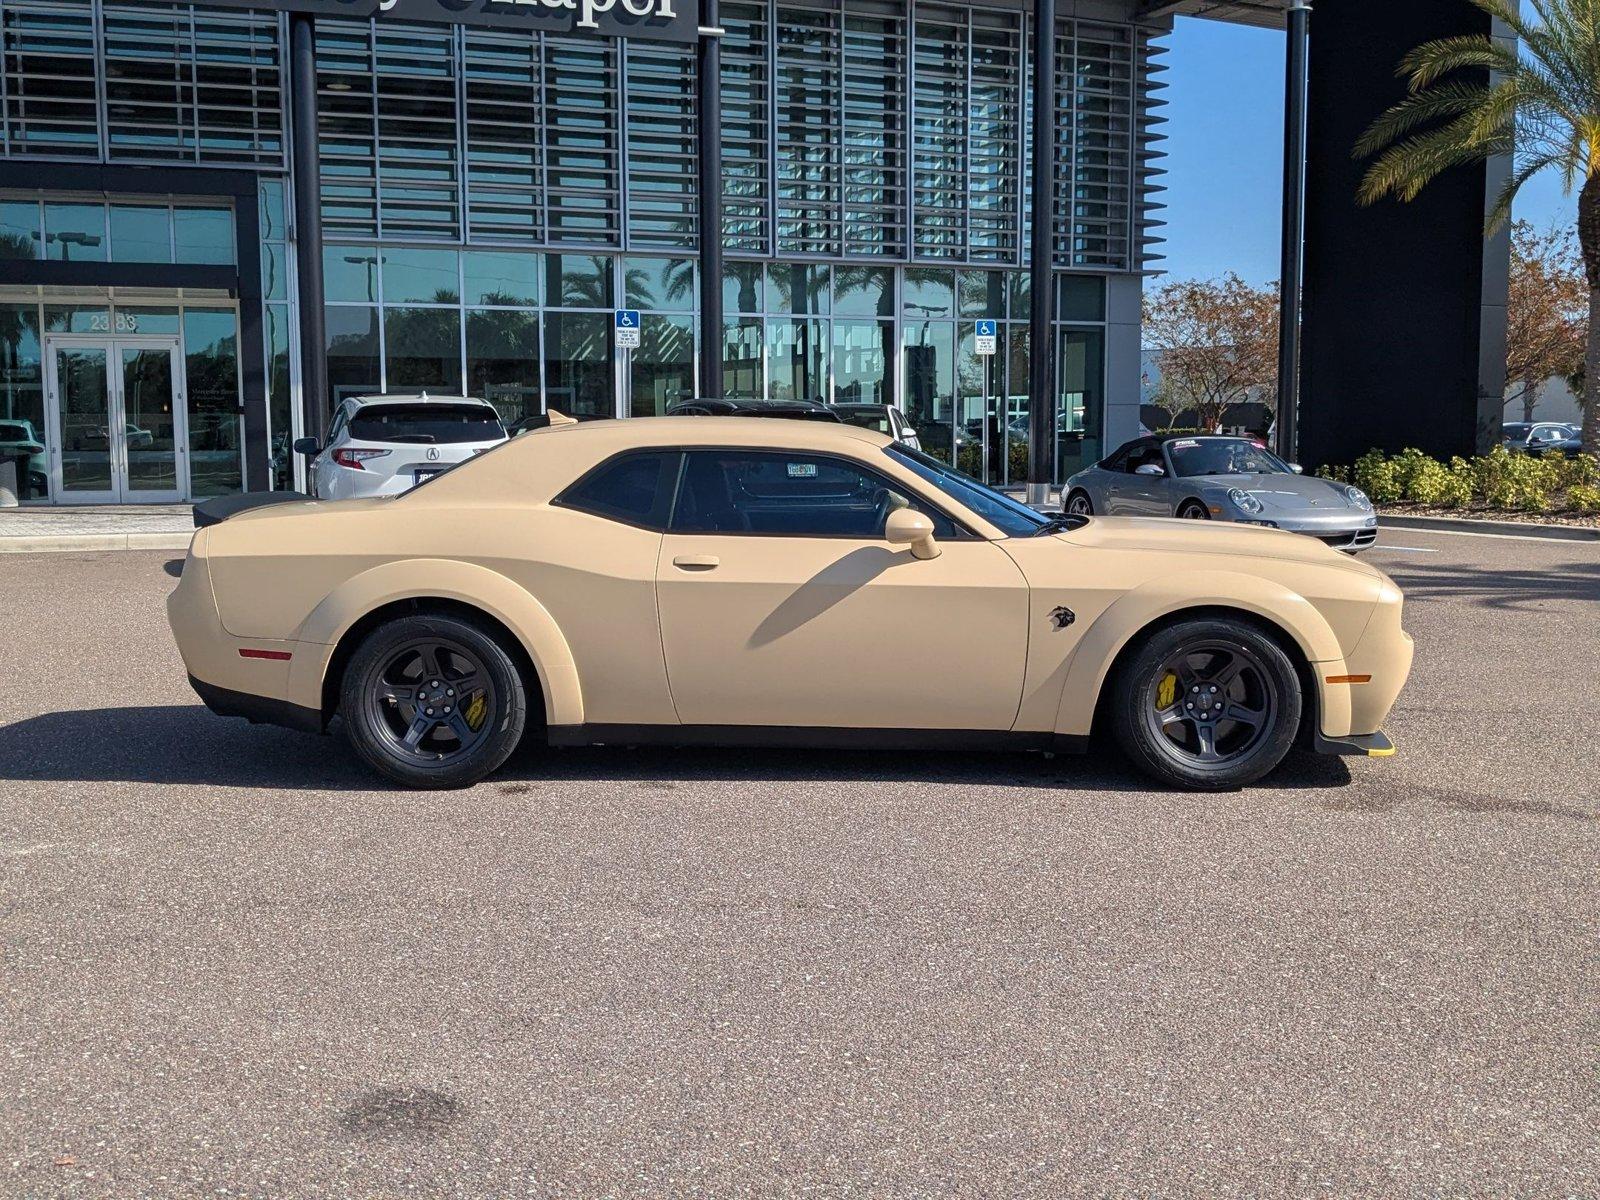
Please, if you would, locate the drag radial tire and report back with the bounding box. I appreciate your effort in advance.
[339,614,528,789]
[1109,617,1302,791]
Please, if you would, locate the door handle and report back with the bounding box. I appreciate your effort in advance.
[671,555,720,572]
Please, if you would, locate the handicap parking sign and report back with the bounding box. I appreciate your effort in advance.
[614,309,641,349]
[974,319,998,356]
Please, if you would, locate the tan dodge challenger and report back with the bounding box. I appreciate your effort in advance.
[167,417,1413,792]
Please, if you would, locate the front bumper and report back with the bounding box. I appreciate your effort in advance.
[1314,730,1396,757]
[1235,512,1379,551]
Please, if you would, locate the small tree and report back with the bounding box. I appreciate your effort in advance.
[1506,221,1587,421]
[1142,274,1280,433]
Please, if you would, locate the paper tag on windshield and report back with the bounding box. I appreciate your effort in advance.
[1170,439,1200,448]
[787,463,818,478]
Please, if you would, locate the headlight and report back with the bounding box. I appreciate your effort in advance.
[1228,488,1264,515]
[1345,486,1372,510]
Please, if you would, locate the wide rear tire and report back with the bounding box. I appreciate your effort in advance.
[339,613,528,789]
[1109,617,1301,791]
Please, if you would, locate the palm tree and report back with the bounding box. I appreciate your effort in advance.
[1355,0,1600,455]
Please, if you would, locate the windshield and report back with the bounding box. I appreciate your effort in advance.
[1166,438,1290,478]
[885,444,1052,536]
[837,409,893,434]
[349,404,505,445]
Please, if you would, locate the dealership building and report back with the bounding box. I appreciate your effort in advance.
[0,0,1508,505]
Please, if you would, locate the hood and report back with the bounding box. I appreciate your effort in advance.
[1195,473,1356,514]
[1056,516,1382,577]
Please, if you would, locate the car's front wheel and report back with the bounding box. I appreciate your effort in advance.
[1176,500,1209,520]
[1109,618,1302,791]
[339,613,528,788]
[1065,489,1094,517]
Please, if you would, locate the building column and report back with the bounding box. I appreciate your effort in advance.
[1275,0,1310,462]
[1026,0,1057,505]
[288,13,328,442]
[696,0,724,399]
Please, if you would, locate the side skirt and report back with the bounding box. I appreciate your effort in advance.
[546,724,1090,756]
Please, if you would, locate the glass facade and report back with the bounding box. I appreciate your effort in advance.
[0,0,1159,500]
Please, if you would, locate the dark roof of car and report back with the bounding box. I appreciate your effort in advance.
[665,398,842,420]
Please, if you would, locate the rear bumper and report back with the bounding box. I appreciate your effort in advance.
[188,674,323,733]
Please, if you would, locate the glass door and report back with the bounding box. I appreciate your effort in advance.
[119,342,183,500]
[50,343,116,502]
[46,336,185,502]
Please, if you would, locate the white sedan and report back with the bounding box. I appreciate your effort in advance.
[295,394,507,500]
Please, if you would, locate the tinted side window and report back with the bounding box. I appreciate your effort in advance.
[1100,439,1140,471]
[1124,442,1165,473]
[557,452,676,529]
[672,450,958,538]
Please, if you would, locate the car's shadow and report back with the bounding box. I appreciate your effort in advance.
[0,704,1352,794]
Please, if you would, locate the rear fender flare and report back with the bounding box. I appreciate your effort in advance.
[1051,571,1350,738]
[287,558,583,725]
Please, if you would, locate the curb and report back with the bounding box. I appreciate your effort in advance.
[0,532,193,554]
[1380,513,1600,542]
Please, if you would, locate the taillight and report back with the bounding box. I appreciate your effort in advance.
[332,448,390,470]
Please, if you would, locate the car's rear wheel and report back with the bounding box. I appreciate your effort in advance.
[340,614,527,789]
[1109,618,1301,791]
[1176,500,1209,520]
[1065,489,1094,517]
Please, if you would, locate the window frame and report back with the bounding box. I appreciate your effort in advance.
[666,447,978,541]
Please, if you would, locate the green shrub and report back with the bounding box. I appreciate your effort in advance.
[1569,482,1600,513]
[1316,464,1350,484]
[1555,452,1600,488]
[1475,447,1552,511]
[1353,450,1403,503]
[1441,457,1476,508]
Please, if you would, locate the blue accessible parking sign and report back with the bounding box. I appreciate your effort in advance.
[614,309,641,349]
[974,319,998,356]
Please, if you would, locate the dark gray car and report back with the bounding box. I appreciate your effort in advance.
[1062,435,1378,553]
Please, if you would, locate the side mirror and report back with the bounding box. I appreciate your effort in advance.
[884,506,941,560]
[901,427,918,440]
[1134,463,1166,477]
[292,437,321,457]
[1289,462,1304,474]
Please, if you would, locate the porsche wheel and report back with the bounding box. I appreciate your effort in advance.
[1110,618,1301,791]
[1177,500,1209,520]
[1065,490,1094,517]
[340,614,528,789]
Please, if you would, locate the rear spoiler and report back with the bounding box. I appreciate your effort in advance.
[193,490,308,529]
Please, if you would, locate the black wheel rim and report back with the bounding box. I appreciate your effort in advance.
[1141,640,1278,767]
[366,638,496,765]
[1180,504,1208,519]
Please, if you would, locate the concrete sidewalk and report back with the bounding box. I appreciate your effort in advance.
[0,505,194,554]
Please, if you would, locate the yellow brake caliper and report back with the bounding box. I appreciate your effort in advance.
[1156,672,1178,711]
[463,692,488,731]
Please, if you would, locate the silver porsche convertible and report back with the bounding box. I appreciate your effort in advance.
[1062,435,1378,553]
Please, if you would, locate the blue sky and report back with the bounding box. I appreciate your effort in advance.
[1157,16,1576,285]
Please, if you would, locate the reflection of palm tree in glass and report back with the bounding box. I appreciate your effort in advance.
[465,297,540,420]
[383,291,465,390]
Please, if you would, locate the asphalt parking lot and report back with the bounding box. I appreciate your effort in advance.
[2,528,1597,1197]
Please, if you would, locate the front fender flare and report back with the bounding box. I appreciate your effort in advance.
[284,558,583,725]
[1052,570,1352,738]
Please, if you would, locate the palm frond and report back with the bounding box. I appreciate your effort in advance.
[1359,114,1511,206]
[1488,150,1567,231]
[1353,79,1502,156]
[1397,35,1519,90]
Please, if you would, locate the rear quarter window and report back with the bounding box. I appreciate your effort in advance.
[555,451,677,529]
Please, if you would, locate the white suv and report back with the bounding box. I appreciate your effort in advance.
[295,394,508,500]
